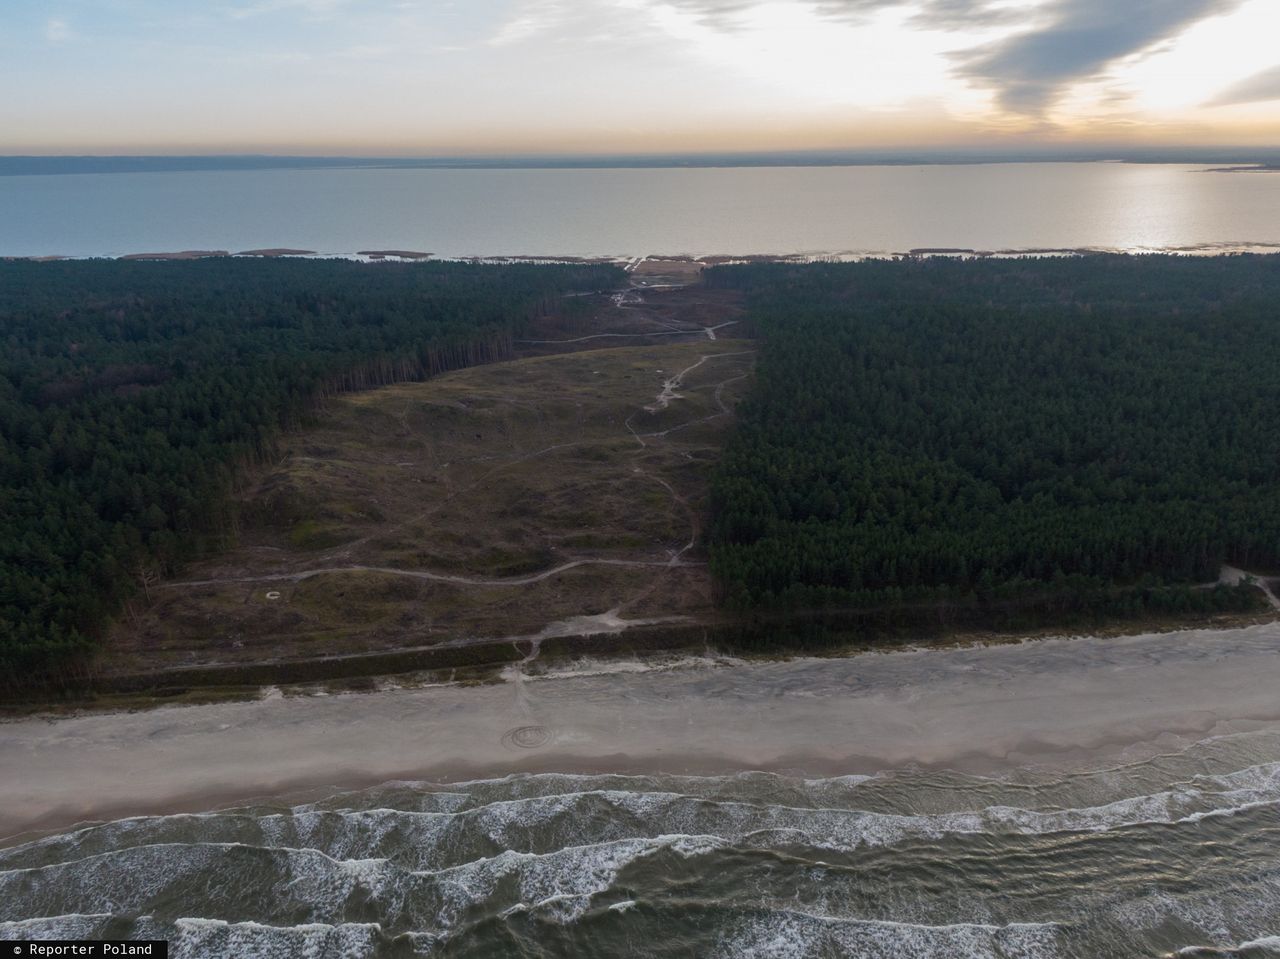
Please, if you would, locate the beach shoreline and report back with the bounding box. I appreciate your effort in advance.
[5,621,1280,842]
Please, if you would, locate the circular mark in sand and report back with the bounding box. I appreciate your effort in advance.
[265,590,281,601]
[502,725,553,749]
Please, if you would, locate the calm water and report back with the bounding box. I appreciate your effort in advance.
[3,163,1280,258]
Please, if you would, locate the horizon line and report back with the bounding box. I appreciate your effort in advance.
[3,146,1280,176]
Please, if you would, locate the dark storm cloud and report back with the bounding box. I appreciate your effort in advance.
[1208,64,1280,106]
[954,0,1244,114]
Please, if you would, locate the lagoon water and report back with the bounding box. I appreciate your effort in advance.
[3,162,1280,258]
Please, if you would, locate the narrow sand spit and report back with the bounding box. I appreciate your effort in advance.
[4,622,1280,839]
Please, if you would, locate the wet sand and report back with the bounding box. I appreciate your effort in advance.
[4,622,1280,840]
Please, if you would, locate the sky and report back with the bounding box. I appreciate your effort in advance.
[3,0,1279,156]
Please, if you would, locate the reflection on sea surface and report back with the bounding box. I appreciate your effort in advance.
[3,163,1280,258]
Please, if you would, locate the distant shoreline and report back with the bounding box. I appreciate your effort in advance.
[4,154,1280,177]
[1203,164,1280,173]
[6,244,1280,264]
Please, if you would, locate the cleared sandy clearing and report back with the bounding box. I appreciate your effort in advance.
[105,339,754,674]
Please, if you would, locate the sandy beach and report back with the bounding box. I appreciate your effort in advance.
[4,621,1280,841]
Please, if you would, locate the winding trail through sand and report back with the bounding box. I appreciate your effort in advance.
[646,350,756,412]
[626,350,755,448]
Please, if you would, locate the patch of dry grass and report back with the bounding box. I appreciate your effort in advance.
[105,339,754,672]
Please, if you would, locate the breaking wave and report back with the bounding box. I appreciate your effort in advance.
[3,739,1279,957]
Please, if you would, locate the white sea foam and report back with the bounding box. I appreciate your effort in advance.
[160,916,388,959]
[1239,937,1280,951]
[713,911,1061,959]
[421,833,724,929]
[4,767,1274,940]
[0,913,112,939]
[5,762,1278,881]
[3,759,1278,954]
[520,651,751,681]
[1108,869,1280,958]
[1174,938,1280,957]
[0,832,723,936]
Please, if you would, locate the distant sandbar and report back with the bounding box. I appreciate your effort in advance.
[118,250,230,261]
[357,249,431,260]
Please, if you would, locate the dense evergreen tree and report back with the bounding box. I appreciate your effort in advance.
[0,258,620,684]
[708,255,1280,617]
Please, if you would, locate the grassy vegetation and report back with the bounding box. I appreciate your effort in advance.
[103,340,754,674]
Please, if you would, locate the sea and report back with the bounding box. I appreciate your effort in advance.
[4,753,1280,958]
[2,162,1280,258]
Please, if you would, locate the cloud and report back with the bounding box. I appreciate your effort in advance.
[651,1,769,29]
[905,0,1023,30]
[488,0,572,45]
[1208,63,1280,106]
[226,0,350,21]
[661,0,1015,31]
[954,0,1243,114]
[45,17,71,43]
[810,0,1023,30]
[662,0,889,30]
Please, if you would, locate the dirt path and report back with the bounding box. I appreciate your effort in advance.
[1218,566,1280,608]
[626,350,756,449]
[516,329,701,345]
[165,555,701,591]
[516,320,739,346]
[645,350,756,412]
[516,274,738,346]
